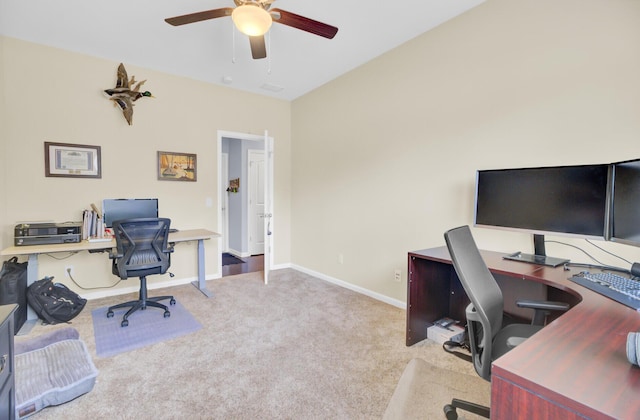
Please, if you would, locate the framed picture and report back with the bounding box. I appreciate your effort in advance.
[44,142,101,178]
[157,151,197,181]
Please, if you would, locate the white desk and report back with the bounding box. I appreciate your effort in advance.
[1,229,220,331]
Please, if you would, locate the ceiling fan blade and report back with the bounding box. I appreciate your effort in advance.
[165,8,233,26]
[249,36,267,59]
[270,8,338,39]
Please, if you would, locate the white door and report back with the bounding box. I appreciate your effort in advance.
[221,153,229,252]
[263,131,273,284]
[248,150,265,255]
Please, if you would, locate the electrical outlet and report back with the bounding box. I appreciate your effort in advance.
[65,266,73,278]
[394,269,402,282]
[338,254,344,264]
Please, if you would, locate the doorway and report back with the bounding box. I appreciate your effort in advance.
[217,131,272,279]
[222,254,264,276]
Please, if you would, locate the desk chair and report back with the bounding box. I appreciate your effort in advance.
[107,218,176,327]
[443,226,569,420]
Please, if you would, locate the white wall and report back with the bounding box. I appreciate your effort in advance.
[290,0,640,303]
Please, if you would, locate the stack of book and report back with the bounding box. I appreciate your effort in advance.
[82,204,110,242]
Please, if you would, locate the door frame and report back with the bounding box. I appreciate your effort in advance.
[217,130,274,281]
[221,152,229,252]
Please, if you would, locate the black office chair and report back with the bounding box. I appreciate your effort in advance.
[107,218,176,327]
[442,225,569,420]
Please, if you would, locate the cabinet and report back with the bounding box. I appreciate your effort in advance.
[0,304,17,420]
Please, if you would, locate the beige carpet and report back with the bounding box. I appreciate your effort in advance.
[16,268,490,419]
[383,358,489,420]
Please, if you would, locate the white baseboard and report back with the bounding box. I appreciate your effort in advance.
[270,262,290,271]
[289,264,406,310]
[226,248,245,258]
[81,261,406,312]
[80,274,221,300]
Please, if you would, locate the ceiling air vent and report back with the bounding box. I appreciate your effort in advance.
[260,83,284,92]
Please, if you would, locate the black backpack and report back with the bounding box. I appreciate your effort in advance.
[26,276,87,324]
[0,257,28,331]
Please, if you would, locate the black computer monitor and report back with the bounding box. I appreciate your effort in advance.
[474,164,611,266]
[102,198,159,228]
[609,158,640,247]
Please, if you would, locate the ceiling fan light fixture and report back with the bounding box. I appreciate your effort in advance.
[232,4,272,36]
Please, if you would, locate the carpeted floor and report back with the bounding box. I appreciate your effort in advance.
[383,358,488,419]
[15,269,490,419]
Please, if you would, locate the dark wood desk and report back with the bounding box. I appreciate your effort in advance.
[407,247,640,419]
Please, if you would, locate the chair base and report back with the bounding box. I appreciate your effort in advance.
[106,276,176,327]
[444,398,490,419]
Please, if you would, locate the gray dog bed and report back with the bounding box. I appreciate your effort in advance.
[14,327,98,418]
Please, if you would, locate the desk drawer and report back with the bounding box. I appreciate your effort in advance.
[0,378,14,420]
[0,312,13,391]
[0,305,16,420]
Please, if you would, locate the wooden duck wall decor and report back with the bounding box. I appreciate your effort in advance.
[104,63,153,125]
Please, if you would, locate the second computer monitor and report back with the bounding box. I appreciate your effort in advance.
[610,158,640,246]
[102,198,159,228]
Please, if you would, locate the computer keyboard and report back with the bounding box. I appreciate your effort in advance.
[570,271,640,310]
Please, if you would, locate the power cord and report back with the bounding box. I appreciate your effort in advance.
[562,262,632,276]
[44,253,174,289]
[66,267,122,290]
[65,268,175,289]
[585,238,633,265]
[545,240,607,265]
[44,251,80,260]
[546,239,633,276]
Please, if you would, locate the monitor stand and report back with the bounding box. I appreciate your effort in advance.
[502,234,569,268]
[503,252,569,268]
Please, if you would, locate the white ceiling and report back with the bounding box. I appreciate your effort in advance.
[0,0,484,101]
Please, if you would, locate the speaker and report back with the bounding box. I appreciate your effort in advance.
[627,332,640,366]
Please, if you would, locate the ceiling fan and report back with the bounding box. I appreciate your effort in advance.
[165,0,339,60]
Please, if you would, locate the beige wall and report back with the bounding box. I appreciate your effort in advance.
[2,0,640,306]
[0,37,291,297]
[291,0,640,303]
[0,37,6,238]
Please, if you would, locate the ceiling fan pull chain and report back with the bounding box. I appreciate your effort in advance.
[231,22,236,63]
[267,31,272,74]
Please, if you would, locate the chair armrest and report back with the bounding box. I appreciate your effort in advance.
[516,299,570,325]
[516,299,570,312]
[108,247,122,260]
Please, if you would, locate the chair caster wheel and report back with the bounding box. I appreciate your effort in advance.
[444,405,458,420]
[170,298,176,305]
[164,310,171,318]
[121,319,129,327]
[107,310,114,318]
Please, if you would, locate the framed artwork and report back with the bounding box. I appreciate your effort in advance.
[157,151,197,181]
[227,178,240,193]
[44,142,101,178]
